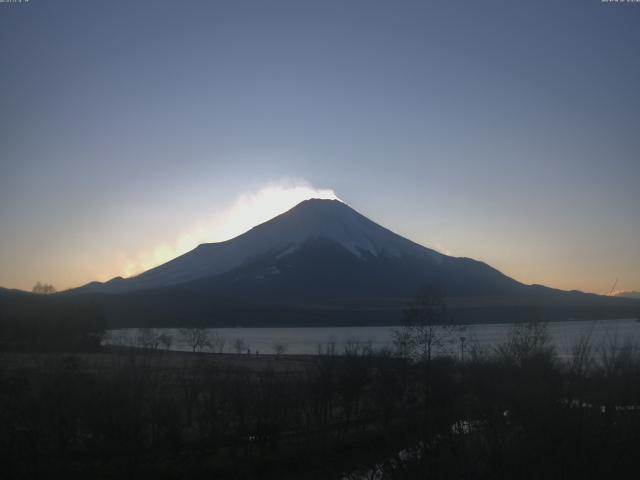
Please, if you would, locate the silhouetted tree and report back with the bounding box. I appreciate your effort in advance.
[158,332,173,351]
[137,328,160,350]
[398,285,462,362]
[32,282,56,294]
[233,337,246,354]
[273,343,287,357]
[179,327,210,353]
[393,285,463,451]
[496,321,555,368]
[208,330,226,353]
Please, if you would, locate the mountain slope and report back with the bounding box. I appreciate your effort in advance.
[72,199,447,294]
[65,199,639,326]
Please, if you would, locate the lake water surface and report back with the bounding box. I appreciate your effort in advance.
[104,318,640,358]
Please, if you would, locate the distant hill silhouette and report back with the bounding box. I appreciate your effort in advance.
[61,199,639,327]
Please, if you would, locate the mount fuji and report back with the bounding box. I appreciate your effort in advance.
[65,199,638,327]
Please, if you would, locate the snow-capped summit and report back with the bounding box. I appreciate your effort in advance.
[75,199,443,294]
[236,198,439,259]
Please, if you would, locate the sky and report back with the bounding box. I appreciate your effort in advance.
[1,0,639,294]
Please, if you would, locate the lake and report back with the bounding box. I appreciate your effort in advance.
[104,318,640,358]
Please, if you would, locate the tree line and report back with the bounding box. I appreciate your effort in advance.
[1,286,639,478]
[1,320,639,479]
[0,292,105,351]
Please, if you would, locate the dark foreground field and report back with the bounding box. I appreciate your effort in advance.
[2,326,640,480]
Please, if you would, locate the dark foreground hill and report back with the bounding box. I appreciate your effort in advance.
[0,290,105,350]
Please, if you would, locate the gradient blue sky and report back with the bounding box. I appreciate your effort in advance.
[1,0,639,293]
